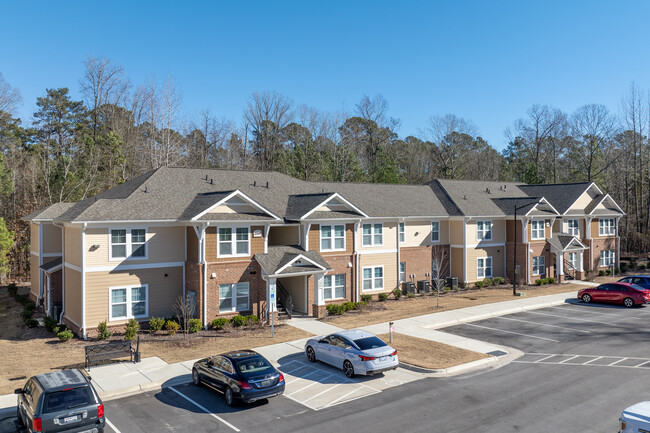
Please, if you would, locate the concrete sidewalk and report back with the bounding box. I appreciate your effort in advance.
[0,289,583,416]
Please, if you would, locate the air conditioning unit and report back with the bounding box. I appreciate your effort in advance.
[402,282,416,295]
[417,280,431,293]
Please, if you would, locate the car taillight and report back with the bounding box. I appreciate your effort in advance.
[391,350,397,356]
[278,373,285,383]
[237,380,252,390]
[33,417,42,432]
[98,403,104,418]
[359,355,376,361]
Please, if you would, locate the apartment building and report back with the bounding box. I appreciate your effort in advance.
[24,167,623,338]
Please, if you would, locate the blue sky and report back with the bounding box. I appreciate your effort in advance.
[2,0,650,150]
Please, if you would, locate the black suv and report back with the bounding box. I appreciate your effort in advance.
[15,369,105,433]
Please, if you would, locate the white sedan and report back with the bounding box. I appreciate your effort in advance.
[304,329,398,378]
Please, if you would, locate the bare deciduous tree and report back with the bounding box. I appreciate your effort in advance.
[0,73,22,114]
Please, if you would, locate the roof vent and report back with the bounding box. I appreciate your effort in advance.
[205,174,208,180]
[210,178,214,185]
[504,185,507,191]
[486,188,490,194]
[463,195,467,200]
[144,186,148,194]
[253,181,257,187]
[499,185,503,191]
[266,181,269,188]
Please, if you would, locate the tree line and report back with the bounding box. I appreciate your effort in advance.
[0,56,647,280]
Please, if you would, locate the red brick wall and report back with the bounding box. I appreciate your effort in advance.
[505,242,528,285]
[205,260,265,322]
[591,237,618,270]
[185,262,203,321]
[50,269,62,304]
[306,254,354,316]
[528,242,553,282]
[399,245,450,283]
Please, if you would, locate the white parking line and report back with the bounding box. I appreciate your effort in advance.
[548,306,626,317]
[105,418,122,433]
[636,360,650,367]
[301,383,345,403]
[168,386,240,432]
[583,356,603,365]
[465,323,559,342]
[534,355,557,363]
[495,316,590,333]
[608,357,628,366]
[525,310,617,325]
[285,373,337,396]
[559,355,580,364]
[286,369,323,384]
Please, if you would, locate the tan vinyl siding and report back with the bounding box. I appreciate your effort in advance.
[357,221,397,252]
[206,225,265,262]
[85,266,183,326]
[466,247,504,282]
[268,225,300,247]
[450,220,464,245]
[30,254,40,297]
[403,220,449,247]
[450,247,464,282]
[359,253,398,293]
[65,226,82,267]
[187,227,199,263]
[30,223,39,253]
[65,268,82,326]
[553,219,562,233]
[309,224,354,256]
[42,223,62,254]
[466,219,505,244]
[279,275,306,313]
[85,226,185,267]
[571,190,597,210]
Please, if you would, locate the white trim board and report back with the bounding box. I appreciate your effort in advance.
[85,261,185,273]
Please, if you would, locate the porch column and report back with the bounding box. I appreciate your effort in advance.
[267,277,277,313]
[312,273,326,318]
[556,252,564,283]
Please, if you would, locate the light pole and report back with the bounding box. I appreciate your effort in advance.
[513,202,539,296]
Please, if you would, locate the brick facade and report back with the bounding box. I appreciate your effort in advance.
[528,242,553,283]
[205,260,266,322]
[399,245,450,284]
[307,253,355,317]
[590,237,618,271]
[505,242,529,285]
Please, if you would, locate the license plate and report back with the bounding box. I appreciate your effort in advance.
[378,356,388,362]
[260,380,271,387]
[63,415,79,424]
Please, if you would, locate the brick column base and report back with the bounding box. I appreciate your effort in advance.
[312,304,327,318]
[557,274,565,283]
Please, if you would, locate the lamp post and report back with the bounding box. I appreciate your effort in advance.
[513,202,539,296]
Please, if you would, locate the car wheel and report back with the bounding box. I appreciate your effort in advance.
[192,368,201,386]
[343,360,355,378]
[623,297,635,308]
[581,293,592,303]
[224,387,238,407]
[306,346,317,362]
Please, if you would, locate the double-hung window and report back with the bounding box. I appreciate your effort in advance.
[219,282,250,312]
[109,285,147,320]
[323,274,345,300]
[431,221,440,242]
[362,224,383,246]
[530,220,545,240]
[477,257,492,279]
[532,256,545,276]
[476,221,492,241]
[218,227,250,257]
[320,225,345,251]
[110,228,147,260]
[600,250,615,267]
[399,223,405,243]
[362,266,384,291]
[399,262,406,283]
[599,219,615,236]
[567,219,579,237]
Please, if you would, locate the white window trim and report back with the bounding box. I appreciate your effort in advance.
[362,265,384,291]
[476,220,492,241]
[399,223,405,244]
[219,282,250,313]
[323,274,346,301]
[477,257,493,279]
[567,219,580,237]
[431,221,440,243]
[216,226,251,258]
[320,224,346,252]
[108,284,148,321]
[599,218,615,236]
[532,256,545,276]
[362,223,384,247]
[109,227,149,261]
[600,250,615,267]
[530,220,545,241]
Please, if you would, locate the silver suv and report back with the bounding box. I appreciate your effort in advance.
[15,369,105,433]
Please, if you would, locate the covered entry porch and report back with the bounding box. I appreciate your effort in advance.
[549,234,588,282]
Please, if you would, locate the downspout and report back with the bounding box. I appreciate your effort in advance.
[463,218,468,286]
[202,223,208,329]
[81,223,87,340]
[354,220,361,303]
[53,222,65,324]
[37,223,43,306]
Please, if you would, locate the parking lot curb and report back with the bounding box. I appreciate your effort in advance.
[98,376,192,402]
[400,355,502,375]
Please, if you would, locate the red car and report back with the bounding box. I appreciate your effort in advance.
[578,282,650,308]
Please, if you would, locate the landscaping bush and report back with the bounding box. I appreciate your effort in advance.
[149,316,165,334]
[97,321,112,340]
[43,316,58,333]
[535,279,544,286]
[188,318,202,333]
[165,320,180,335]
[406,293,415,298]
[493,277,505,285]
[326,304,345,315]
[7,282,18,296]
[353,301,367,310]
[482,278,492,287]
[23,301,36,311]
[21,309,34,322]
[547,277,556,284]
[361,294,372,302]
[606,269,612,275]
[378,293,388,301]
[124,318,140,341]
[230,314,247,327]
[211,317,230,330]
[638,264,646,270]
[475,281,485,289]
[244,315,259,326]
[392,288,402,299]
[598,270,606,276]
[57,329,74,342]
[620,262,628,272]
[26,318,39,328]
[342,302,355,312]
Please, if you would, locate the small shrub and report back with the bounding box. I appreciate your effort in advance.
[353,301,367,310]
[188,318,202,333]
[547,277,556,284]
[23,301,36,312]
[535,279,544,286]
[361,294,372,302]
[606,269,612,275]
[57,329,74,342]
[124,318,140,341]
[493,277,505,285]
[326,304,345,315]
[406,293,415,298]
[475,281,485,289]
[245,315,259,326]
[231,314,247,327]
[97,321,112,340]
[378,293,388,301]
[211,317,230,330]
[7,282,18,296]
[342,302,355,312]
[165,320,180,335]
[43,316,58,333]
[392,288,402,300]
[598,270,606,276]
[149,316,165,334]
[638,264,646,271]
[620,263,628,272]
[482,278,492,287]
[26,318,39,328]
[21,309,34,322]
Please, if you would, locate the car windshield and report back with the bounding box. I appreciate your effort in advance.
[236,357,274,377]
[353,336,387,350]
[43,387,92,413]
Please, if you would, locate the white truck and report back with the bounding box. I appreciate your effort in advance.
[620,401,650,433]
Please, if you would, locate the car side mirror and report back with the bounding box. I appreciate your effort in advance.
[14,388,23,395]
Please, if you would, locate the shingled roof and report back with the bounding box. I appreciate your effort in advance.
[518,182,593,215]
[254,246,332,276]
